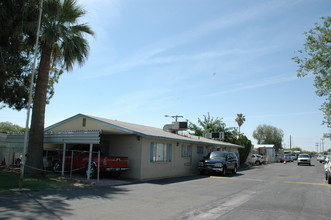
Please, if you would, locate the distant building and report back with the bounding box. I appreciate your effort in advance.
[253,144,276,163]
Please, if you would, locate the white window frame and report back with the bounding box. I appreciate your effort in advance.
[181,144,192,157]
[150,142,172,162]
[197,146,204,154]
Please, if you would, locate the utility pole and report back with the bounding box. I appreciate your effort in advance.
[316,143,319,153]
[321,138,324,153]
[290,135,292,149]
[164,115,183,122]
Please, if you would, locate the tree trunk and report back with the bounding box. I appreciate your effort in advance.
[25,46,52,174]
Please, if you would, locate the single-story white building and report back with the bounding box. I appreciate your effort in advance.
[1,114,243,180]
[253,144,276,163]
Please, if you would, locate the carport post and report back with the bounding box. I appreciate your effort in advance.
[97,151,100,183]
[61,143,66,176]
[87,144,93,180]
[70,150,74,179]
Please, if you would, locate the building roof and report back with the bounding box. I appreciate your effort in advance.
[45,114,243,149]
[254,144,275,149]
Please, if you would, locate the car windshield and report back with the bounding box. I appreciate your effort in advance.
[210,152,226,160]
[299,154,309,158]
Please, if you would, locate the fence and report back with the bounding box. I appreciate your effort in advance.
[0,145,102,182]
[0,145,23,168]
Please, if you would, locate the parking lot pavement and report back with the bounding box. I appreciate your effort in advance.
[66,174,134,186]
[1,163,331,220]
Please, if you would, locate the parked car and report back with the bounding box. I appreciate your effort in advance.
[14,155,22,167]
[297,154,311,166]
[278,156,285,163]
[14,151,59,169]
[198,151,238,176]
[43,150,59,169]
[317,154,325,163]
[52,145,129,178]
[324,157,331,184]
[284,155,293,162]
[251,154,264,165]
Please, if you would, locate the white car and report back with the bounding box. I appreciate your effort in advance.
[317,154,325,163]
[297,154,311,166]
[324,156,331,184]
[251,154,264,165]
[324,155,330,170]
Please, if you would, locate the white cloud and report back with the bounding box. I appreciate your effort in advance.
[101,88,172,118]
[82,0,297,79]
[208,73,300,96]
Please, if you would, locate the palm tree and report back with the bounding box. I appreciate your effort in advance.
[26,0,94,173]
[235,113,245,134]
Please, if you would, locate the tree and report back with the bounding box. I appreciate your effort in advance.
[0,0,62,110]
[0,122,25,132]
[188,112,225,136]
[236,135,252,166]
[252,124,284,152]
[223,129,252,165]
[235,113,245,133]
[293,16,331,129]
[25,0,94,174]
[189,113,252,164]
[0,0,37,110]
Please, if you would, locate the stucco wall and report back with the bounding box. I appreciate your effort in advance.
[101,135,142,179]
[139,138,209,180]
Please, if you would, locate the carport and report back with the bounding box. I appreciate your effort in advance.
[2,130,101,180]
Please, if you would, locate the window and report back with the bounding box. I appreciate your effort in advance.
[150,142,172,162]
[181,144,192,157]
[210,151,226,160]
[197,146,204,154]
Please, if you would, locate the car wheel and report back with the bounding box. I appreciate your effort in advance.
[297,163,300,166]
[221,166,227,176]
[232,165,237,175]
[53,161,61,173]
[15,158,21,167]
[86,163,96,179]
[328,173,331,184]
[255,161,260,165]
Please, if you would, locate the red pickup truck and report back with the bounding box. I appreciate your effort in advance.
[52,145,129,178]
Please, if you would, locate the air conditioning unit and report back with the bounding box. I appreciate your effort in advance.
[207,132,224,140]
[171,121,188,130]
[205,133,212,139]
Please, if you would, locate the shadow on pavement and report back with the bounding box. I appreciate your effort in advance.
[0,180,129,219]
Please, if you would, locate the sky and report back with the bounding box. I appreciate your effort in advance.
[1,0,331,152]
